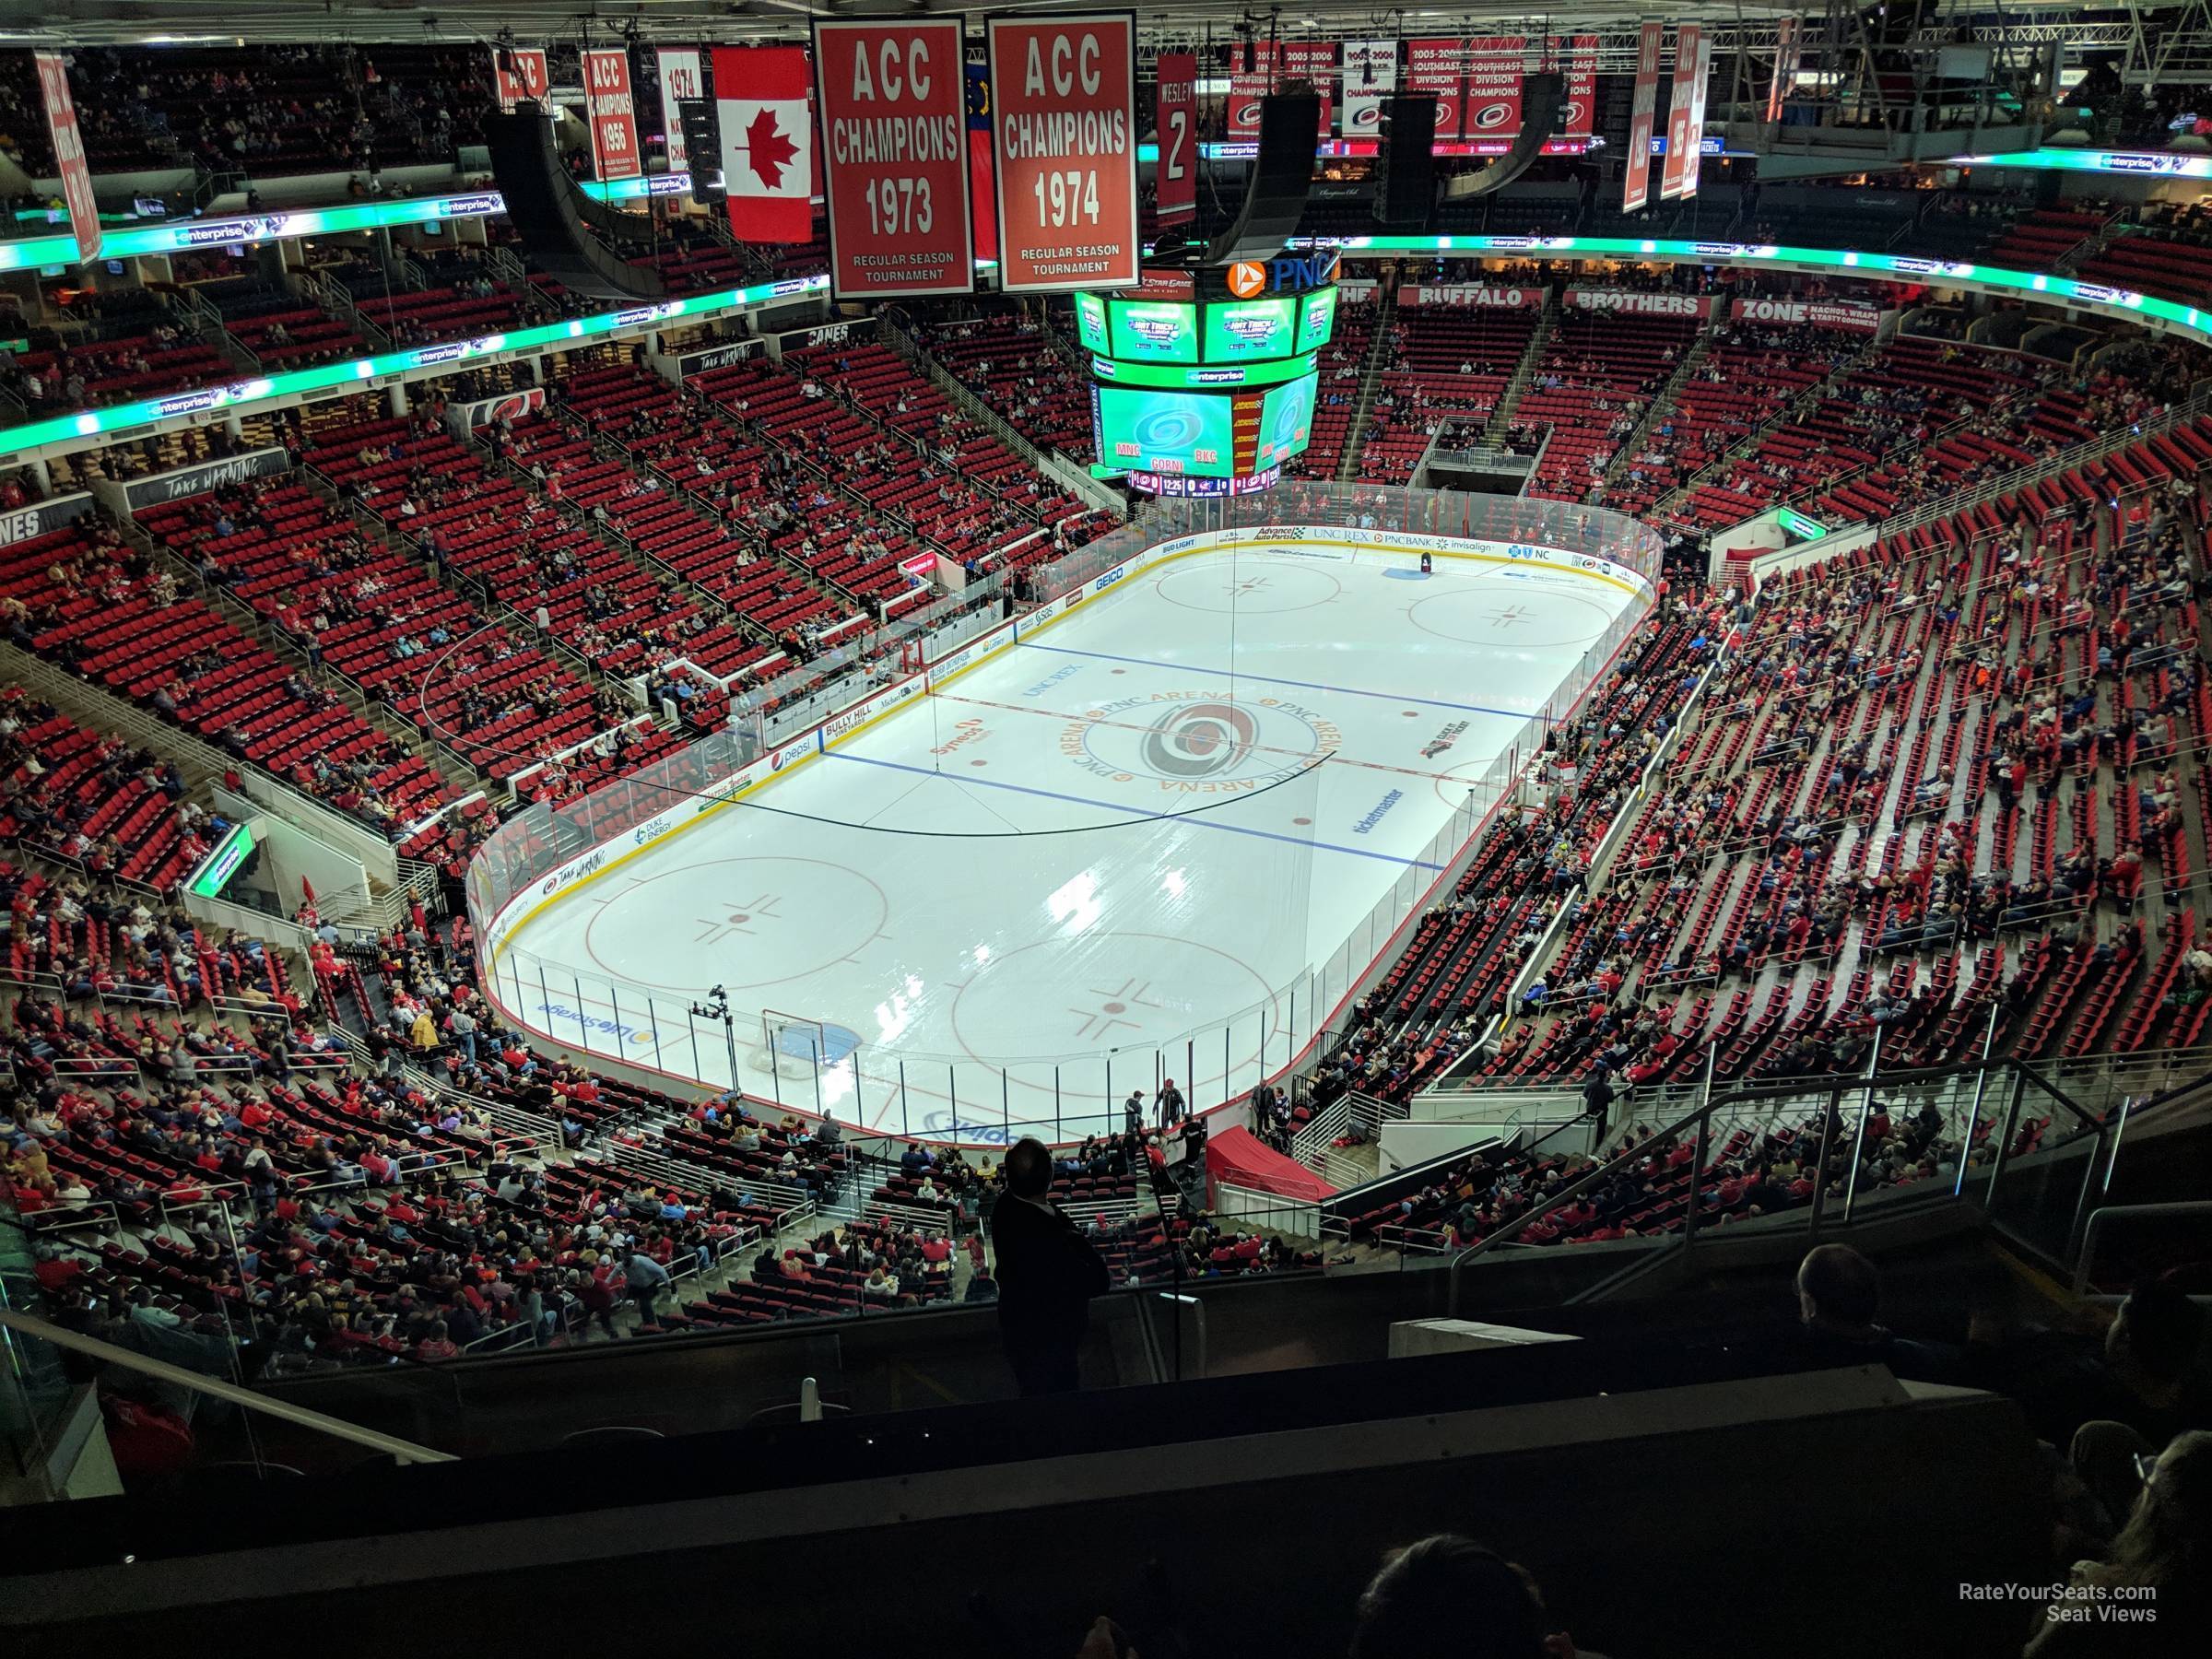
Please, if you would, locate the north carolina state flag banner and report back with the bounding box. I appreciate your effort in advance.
[1153,52,1197,223]
[717,46,815,243]
[1465,37,1524,141]
[1559,35,1597,140]
[986,13,1139,292]
[1339,41,1398,141]
[657,48,704,173]
[966,61,997,262]
[490,46,550,112]
[582,49,643,181]
[814,18,972,298]
[1622,20,1664,213]
[32,53,97,266]
[1406,39,1465,141]
[1660,23,1709,200]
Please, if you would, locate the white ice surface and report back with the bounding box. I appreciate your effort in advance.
[495,543,1633,1143]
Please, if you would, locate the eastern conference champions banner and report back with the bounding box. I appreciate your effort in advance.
[815,18,973,298]
[987,14,1140,291]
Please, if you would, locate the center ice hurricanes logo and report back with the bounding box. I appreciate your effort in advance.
[1142,701,1258,778]
[1061,691,1340,793]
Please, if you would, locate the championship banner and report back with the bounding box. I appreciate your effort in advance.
[1228,41,1274,137]
[1339,40,1398,141]
[32,53,97,266]
[1622,20,1664,212]
[1559,35,1598,140]
[582,48,643,182]
[966,62,997,262]
[1281,40,1337,137]
[986,13,1139,291]
[1406,39,1466,141]
[1767,17,1801,123]
[1397,283,1539,309]
[1153,52,1198,223]
[814,18,972,298]
[716,46,815,243]
[1659,23,1706,200]
[657,48,704,172]
[1681,28,1714,197]
[1566,288,1713,318]
[1465,36,1524,141]
[491,47,550,112]
[1731,296,1883,333]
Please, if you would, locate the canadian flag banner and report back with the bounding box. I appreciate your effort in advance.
[715,46,815,243]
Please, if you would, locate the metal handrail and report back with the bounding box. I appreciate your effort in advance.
[0,1305,456,1465]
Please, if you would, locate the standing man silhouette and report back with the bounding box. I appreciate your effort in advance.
[988,1137,1110,1395]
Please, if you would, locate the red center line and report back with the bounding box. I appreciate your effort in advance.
[927,690,1471,786]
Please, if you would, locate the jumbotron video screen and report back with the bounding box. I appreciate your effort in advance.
[1082,252,1335,495]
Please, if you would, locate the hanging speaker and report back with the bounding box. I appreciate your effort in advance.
[677,100,724,203]
[1371,94,1439,231]
[1206,91,1319,267]
[1439,72,1566,202]
[485,101,670,302]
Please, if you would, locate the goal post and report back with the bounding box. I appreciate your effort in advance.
[755,1009,863,1113]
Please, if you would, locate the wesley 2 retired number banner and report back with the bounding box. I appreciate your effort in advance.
[986,13,1139,291]
[815,18,973,299]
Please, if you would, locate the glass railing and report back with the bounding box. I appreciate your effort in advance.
[1433,1049,2198,1314]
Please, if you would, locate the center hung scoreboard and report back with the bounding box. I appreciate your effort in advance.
[1078,249,1338,497]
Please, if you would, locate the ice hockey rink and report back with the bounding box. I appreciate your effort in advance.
[490,536,1645,1144]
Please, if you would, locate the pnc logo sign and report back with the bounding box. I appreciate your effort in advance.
[1227,261,1266,299]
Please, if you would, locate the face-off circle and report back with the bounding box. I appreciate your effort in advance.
[950,930,1277,1065]
[1408,578,1615,652]
[583,856,888,993]
[1156,558,1341,615]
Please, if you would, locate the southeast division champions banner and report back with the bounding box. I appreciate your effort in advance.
[716,46,815,243]
[1339,41,1398,141]
[32,53,97,265]
[1406,39,1465,141]
[987,14,1139,291]
[582,48,643,181]
[1559,35,1597,140]
[1465,36,1524,141]
[814,18,973,298]
[1622,20,1664,213]
[1153,52,1197,224]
